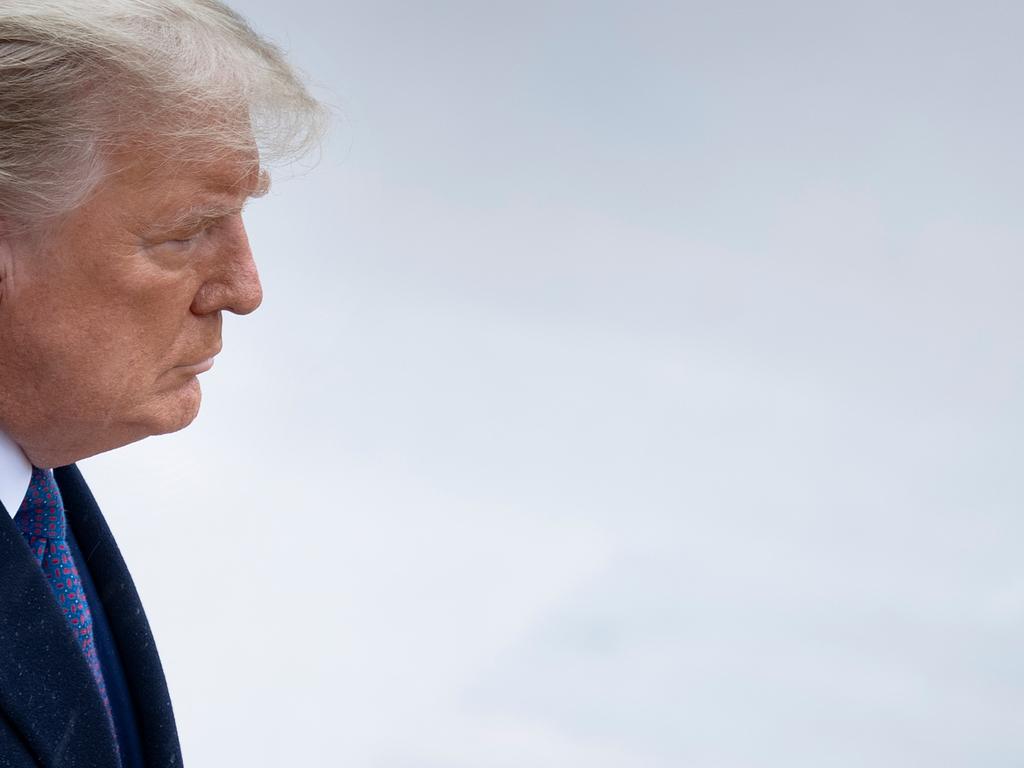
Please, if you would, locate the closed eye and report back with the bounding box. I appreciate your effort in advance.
[160,236,200,250]
[162,221,219,247]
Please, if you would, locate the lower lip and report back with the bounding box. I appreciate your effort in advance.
[179,357,215,375]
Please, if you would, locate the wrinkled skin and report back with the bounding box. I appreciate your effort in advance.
[0,145,265,468]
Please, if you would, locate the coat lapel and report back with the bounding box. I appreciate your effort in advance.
[0,496,120,766]
[55,464,182,767]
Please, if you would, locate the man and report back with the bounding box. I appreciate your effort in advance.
[0,1,323,765]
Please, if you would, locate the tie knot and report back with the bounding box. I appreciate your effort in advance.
[14,466,66,541]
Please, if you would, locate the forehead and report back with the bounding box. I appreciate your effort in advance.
[95,142,265,230]
[119,142,263,198]
[23,139,263,254]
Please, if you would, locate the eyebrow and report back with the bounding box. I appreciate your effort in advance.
[163,171,270,230]
[141,169,271,235]
[159,201,247,232]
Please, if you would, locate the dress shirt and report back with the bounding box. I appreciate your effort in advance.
[0,429,32,518]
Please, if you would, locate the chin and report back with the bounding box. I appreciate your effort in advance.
[150,377,204,435]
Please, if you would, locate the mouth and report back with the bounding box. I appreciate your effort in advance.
[177,357,215,375]
[177,345,222,375]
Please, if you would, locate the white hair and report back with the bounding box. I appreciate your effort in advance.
[0,0,326,234]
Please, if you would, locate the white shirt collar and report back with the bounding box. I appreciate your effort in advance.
[0,429,32,518]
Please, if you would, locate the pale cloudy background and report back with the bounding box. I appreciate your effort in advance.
[84,1,1024,766]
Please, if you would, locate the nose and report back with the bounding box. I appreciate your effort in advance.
[191,215,263,316]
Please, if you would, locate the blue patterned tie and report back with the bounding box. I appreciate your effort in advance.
[14,466,117,743]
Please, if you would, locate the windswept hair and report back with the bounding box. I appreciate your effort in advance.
[0,0,326,234]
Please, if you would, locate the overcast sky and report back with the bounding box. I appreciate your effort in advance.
[85,2,1024,765]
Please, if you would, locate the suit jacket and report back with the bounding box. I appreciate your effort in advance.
[0,464,182,767]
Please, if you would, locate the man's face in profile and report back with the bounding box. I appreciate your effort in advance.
[0,143,265,467]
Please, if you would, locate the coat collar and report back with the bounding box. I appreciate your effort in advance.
[54,464,182,767]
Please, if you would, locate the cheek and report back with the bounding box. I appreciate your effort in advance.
[9,252,200,381]
[88,278,196,351]
[21,303,172,394]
